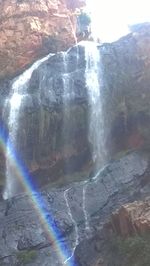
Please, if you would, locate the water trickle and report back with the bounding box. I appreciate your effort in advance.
[62,53,70,172]
[84,41,106,170]
[64,188,79,264]
[62,53,71,111]
[62,51,75,175]
[82,181,90,231]
[3,54,51,200]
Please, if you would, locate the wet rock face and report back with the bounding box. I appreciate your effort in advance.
[23,45,90,183]
[0,151,149,265]
[0,0,85,80]
[0,44,91,188]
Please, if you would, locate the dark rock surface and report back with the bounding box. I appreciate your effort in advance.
[101,23,150,155]
[0,150,150,265]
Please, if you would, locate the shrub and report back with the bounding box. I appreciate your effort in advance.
[109,233,150,266]
[16,250,37,265]
[78,12,91,27]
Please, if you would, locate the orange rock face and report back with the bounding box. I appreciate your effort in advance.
[0,0,85,79]
[110,198,150,237]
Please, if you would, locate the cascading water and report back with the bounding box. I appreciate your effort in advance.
[62,52,71,173]
[1,39,108,265]
[62,53,70,130]
[3,42,105,200]
[84,41,106,170]
[62,50,77,174]
[3,54,51,200]
[81,42,106,235]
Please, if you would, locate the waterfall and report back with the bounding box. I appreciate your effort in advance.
[64,188,79,264]
[2,41,106,199]
[84,41,106,169]
[3,54,51,200]
[62,52,71,123]
[62,52,70,171]
[62,51,75,174]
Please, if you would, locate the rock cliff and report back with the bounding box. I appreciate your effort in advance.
[0,19,150,266]
[100,23,150,156]
[1,24,150,191]
[0,0,85,79]
[0,151,150,265]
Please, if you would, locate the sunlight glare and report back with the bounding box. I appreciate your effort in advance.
[86,0,150,42]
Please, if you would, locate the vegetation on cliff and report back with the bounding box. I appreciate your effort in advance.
[108,232,150,266]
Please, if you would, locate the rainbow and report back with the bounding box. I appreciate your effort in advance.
[0,122,77,266]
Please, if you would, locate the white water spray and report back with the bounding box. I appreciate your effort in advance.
[3,54,51,200]
[84,41,106,169]
[62,53,71,113]
[82,181,90,232]
[64,188,79,264]
[62,52,75,173]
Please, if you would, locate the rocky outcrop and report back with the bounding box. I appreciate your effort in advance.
[110,198,150,237]
[0,151,150,265]
[0,0,86,79]
[84,198,150,266]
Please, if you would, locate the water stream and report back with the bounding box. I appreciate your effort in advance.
[3,54,51,199]
[84,41,106,169]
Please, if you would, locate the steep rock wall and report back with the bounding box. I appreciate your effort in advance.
[1,23,150,190]
[100,23,150,156]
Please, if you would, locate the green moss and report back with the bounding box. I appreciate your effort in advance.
[45,167,91,190]
[113,149,133,160]
[16,250,37,265]
[109,233,150,266]
[0,172,5,189]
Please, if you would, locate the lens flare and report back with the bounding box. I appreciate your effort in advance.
[0,122,76,266]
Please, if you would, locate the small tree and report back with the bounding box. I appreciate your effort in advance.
[77,10,91,38]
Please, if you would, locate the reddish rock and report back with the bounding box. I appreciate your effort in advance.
[0,0,86,79]
[127,130,144,149]
[110,198,150,237]
[66,0,85,10]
